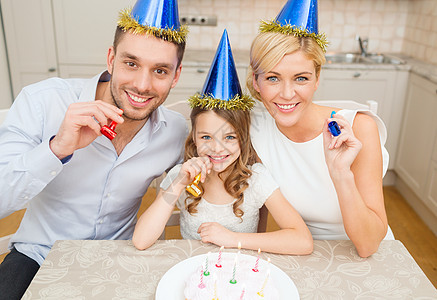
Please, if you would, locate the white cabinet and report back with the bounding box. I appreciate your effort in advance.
[316,68,409,170]
[52,0,134,66]
[395,73,437,218]
[1,0,58,98]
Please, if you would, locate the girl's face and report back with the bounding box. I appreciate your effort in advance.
[253,51,320,130]
[194,111,241,173]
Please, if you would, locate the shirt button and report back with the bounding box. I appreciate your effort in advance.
[50,171,57,176]
[99,219,103,224]
[106,193,111,197]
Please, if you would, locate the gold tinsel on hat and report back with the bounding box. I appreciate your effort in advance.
[188,94,255,111]
[118,8,188,44]
[260,20,328,52]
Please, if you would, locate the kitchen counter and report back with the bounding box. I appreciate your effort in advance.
[183,49,437,84]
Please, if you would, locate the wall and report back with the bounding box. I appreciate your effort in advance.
[180,0,437,65]
[403,0,437,65]
[180,0,409,54]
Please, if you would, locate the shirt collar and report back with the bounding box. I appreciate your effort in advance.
[78,70,109,103]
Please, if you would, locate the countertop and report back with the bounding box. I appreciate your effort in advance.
[183,49,437,84]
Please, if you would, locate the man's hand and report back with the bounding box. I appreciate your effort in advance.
[50,100,123,160]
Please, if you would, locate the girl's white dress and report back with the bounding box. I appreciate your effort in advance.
[160,163,278,239]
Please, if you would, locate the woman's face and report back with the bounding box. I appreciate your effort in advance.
[253,51,320,129]
[194,111,241,174]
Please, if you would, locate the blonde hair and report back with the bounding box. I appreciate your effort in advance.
[184,107,257,221]
[246,32,326,101]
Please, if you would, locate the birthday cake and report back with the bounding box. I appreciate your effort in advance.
[184,251,278,299]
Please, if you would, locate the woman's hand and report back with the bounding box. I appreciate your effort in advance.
[323,114,362,174]
[176,157,212,187]
[197,222,236,247]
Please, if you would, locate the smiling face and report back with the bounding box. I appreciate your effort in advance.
[253,50,320,130]
[193,110,241,174]
[106,32,182,121]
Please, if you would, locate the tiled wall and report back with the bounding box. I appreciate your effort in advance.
[403,0,437,64]
[179,0,437,65]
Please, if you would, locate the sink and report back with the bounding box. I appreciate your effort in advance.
[364,53,406,65]
[325,53,368,64]
[325,53,406,65]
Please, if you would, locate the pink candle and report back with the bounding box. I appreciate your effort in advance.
[216,246,224,268]
[252,248,261,272]
[198,267,205,289]
[240,284,246,300]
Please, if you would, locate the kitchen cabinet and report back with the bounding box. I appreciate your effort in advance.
[1,0,134,97]
[316,68,409,170]
[1,0,59,98]
[395,73,437,220]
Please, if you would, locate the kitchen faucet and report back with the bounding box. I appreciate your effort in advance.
[356,35,368,57]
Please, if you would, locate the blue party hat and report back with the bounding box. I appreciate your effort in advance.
[118,0,188,44]
[260,0,328,52]
[188,30,254,111]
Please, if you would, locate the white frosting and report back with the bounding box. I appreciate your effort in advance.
[184,252,278,299]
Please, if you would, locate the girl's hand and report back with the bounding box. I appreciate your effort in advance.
[176,157,212,187]
[323,114,362,174]
[197,222,236,247]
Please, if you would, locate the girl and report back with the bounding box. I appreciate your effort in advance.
[132,105,313,255]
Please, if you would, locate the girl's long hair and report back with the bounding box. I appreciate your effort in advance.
[184,107,257,221]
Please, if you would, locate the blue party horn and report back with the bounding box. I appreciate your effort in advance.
[328,111,341,136]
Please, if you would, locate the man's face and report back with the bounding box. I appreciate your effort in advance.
[107,32,182,121]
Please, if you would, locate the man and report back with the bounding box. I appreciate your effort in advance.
[0,0,188,298]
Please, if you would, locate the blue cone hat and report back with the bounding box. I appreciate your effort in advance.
[118,0,188,44]
[188,29,254,111]
[260,0,328,52]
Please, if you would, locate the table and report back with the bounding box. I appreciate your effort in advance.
[23,240,436,299]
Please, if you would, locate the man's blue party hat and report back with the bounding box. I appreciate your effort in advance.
[188,30,254,111]
[260,0,328,52]
[118,0,188,44]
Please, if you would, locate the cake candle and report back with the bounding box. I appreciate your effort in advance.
[212,274,218,300]
[216,246,224,268]
[252,248,261,272]
[204,252,211,276]
[239,284,246,300]
[198,267,206,289]
[229,254,238,284]
[257,269,271,297]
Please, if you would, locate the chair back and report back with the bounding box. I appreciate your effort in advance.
[314,100,378,114]
[0,109,9,125]
[158,210,181,240]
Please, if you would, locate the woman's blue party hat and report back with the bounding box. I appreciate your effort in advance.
[260,0,328,52]
[118,0,188,44]
[188,30,254,111]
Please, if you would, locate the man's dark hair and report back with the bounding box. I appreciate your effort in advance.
[113,26,185,69]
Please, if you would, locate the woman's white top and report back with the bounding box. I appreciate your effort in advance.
[250,108,391,240]
[160,163,279,240]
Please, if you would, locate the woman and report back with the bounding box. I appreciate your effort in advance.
[246,0,391,257]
